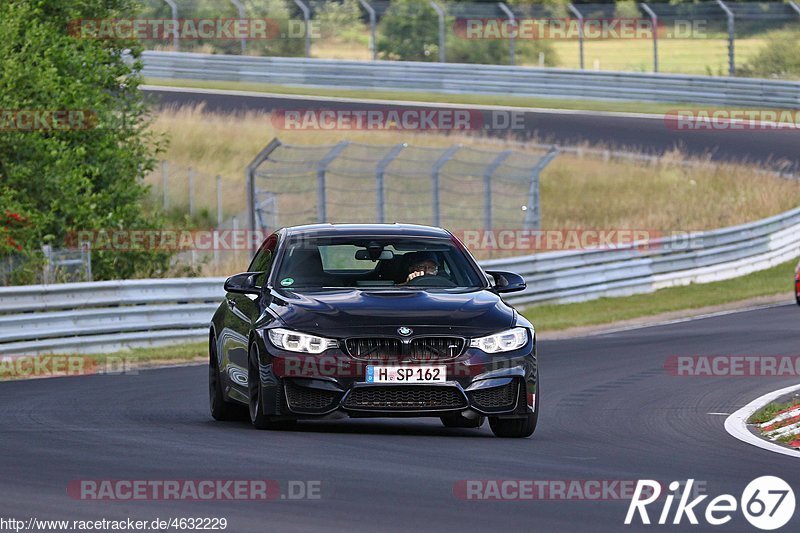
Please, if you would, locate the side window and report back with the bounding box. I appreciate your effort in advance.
[248,234,278,286]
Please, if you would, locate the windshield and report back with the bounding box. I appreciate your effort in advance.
[274,236,485,290]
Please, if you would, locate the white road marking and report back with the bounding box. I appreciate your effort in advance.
[724,384,800,458]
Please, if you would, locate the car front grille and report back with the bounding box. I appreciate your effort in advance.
[284,381,340,413]
[345,337,465,361]
[343,386,467,411]
[345,338,403,360]
[469,382,518,411]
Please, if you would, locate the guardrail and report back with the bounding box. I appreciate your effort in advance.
[141,51,800,109]
[1,206,799,355]
[483,206,800,306]
[0,278,224,355]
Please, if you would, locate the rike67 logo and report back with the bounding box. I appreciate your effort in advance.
[625,477,795,530]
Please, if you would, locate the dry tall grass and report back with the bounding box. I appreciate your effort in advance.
[148,105,800,236]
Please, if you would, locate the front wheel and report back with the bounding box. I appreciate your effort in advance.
[248,343,296,431]
[489,411,538,438]
[209,339,241,421]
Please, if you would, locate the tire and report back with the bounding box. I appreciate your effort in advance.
[489,390,539,438]
[209,338,241,421]
[440,413,485,429]
[248,343,296,431]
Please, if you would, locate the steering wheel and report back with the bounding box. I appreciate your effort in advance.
[406,275,457,288]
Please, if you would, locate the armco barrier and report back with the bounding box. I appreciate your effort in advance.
[1,207,799,355]
[140,51,800,109]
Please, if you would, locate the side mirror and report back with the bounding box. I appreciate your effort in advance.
[486,270,526,294]
[224,272,262,295]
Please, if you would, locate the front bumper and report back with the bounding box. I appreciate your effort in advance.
[255,339,537,419]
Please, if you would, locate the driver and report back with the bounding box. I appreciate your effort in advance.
[402,251,440,284]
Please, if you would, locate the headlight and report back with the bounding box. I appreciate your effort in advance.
[469,327,529,353]
[267,328,338,354]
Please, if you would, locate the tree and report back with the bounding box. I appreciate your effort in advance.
[377,0,440,61]
[0,0,169,282]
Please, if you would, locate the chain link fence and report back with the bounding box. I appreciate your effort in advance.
[246,138,559,234]
[132,1,800,75]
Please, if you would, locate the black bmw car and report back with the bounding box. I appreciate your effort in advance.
[209,223,538,438]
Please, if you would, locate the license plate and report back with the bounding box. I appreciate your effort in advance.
[365,365,446,383]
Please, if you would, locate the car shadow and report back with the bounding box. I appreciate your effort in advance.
[204,415,491,438]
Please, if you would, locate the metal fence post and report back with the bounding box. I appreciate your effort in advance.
[161,160,169,211]
[293,0,312,58]
[230,0,247,55]
[358,0,377,60]
[524,147,559,230]
[41,245,52,285]
[81,241,92,282]
[429,0,446,63]
[188,167,195,217]
[498,2,516,66]
[431,145,460,227]
[716,0,735,76]
[246,138,283,240]
[568,3,585,70]
[483,151,512,231]
[640,3,658,73]
[216,175,223,227]
[316,141,350,223]
[375,144,406,223]
[163,0,179,51]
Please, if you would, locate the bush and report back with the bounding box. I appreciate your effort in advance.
[377,0,439,61]
[316,0,368,45]
[740,31,800,79]
[0,0,170,281]
[379,0,558,66]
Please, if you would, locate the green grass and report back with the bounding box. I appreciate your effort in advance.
[0,342,206,381]
[522,258,797,332]
[145,77,726,116]
[544,38,768,75]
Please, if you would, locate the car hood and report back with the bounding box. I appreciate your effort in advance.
[267,288,515,338]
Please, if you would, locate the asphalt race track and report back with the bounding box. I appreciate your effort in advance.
[143,87,800,173]
[1,304,799,531]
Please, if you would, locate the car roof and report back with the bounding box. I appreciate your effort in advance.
[283,223,452,239]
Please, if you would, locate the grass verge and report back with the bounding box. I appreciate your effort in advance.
[522,259,798,332]
[0,342,206,382]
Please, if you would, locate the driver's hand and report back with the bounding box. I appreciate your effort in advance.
[405,270,425,282]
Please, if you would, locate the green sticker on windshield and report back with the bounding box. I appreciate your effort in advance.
[280,277,294,287]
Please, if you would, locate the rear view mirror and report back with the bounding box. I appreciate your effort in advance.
[224,272,262,295]
[485,270,526,294]
[355,249,394,261]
